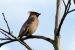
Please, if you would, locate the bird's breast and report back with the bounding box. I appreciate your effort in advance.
[29,18,38,33]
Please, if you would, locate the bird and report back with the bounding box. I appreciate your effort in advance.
[18,11,41,40]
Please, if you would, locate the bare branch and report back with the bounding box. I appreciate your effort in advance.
[0,28,9,34]
[68,9,75,13]
[2,13,11,33]
[0,38,11,40]
[0,28,16,38]
[0,35,54,47]
[57,12,67,35]
[62,0,67,8]
[0,31,11,39]
[0,40,13,47]
[66,0,71,12]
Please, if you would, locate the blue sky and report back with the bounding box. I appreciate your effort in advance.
[0,0,75,50]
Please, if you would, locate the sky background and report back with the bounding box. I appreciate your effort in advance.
[0,0,75,50]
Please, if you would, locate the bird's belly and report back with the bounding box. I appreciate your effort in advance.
[29,20,38,33]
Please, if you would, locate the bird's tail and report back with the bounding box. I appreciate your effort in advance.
[16,36,32,50]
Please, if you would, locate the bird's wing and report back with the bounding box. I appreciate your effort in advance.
[18,17,35,37]
[18,25,29,38]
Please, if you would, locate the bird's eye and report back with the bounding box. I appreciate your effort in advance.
[36,13,40,16]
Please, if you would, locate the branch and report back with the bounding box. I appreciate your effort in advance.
[0,35,54,47]
[62,0,67,8]
[0,28,16,39]
[2,13,11,34]
[0,28,9,34]
[0,31,11,39]
[68,9,75,13]
[66,0,71,12]
[57,13,67,35]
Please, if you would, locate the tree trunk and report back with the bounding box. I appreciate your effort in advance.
[53,36,60,50]
[54,0,61,50]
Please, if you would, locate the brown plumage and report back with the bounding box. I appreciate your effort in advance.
[18,11,41,39]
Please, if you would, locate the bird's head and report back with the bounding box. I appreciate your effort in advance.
[29,11,41,17]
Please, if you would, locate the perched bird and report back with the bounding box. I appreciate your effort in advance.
[18,11,41,39]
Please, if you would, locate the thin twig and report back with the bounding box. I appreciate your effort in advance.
[0,28,9,34]
[0,38,11,40]
[62,0,67,8]
[0,28,16,38]
[66,0,71,12]
[0,31,11,39]
[2,13,11,34]
[57,12,67,35]
[68,9,75,13]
